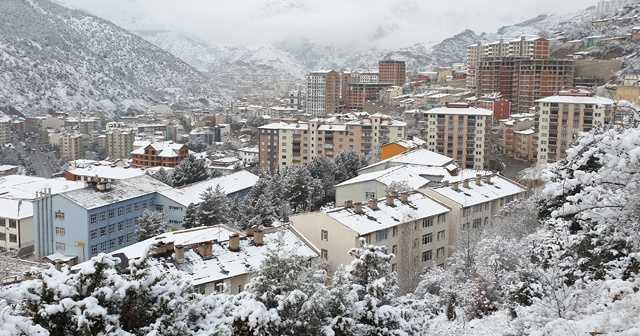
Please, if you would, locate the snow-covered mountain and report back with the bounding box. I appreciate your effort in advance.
[0,0,223,118]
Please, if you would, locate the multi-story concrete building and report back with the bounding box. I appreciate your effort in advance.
[307,70,340,116]
[105,129,134,159]
[378,60,406,87]
[533,88,614,164]
[130,141,189,168]
[291,190,451,293]
[60,133,84,161]
[597,0,636,13]
[258,114,407,172]
[340,70,379,104]
[500,113,535,161]
[0,114,11,145]
[345,83,394,111]
[417,103,492,170]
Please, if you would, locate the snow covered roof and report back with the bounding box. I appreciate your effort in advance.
[0,165,18,172]
[67,165,147,180]
[422,105,493,116]
[361,148,454,172]
[0,198,32,219]
[259,122,309,130]
[515,128,535,135]
[85,225,318,285]
[326,191,451,235]
[427,175,527,207]
[534,95,614,105]
[0,175,85,201]
[238,147,259,154]
[59,175,171,210]
[130,141,186,156]
[159,171,259,206]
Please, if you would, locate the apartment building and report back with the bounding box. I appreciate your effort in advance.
[81,225,318,295]
[418,103,492,170]
[378,60,406,87]
[307,70,340,116]
[59,133,84,161]
[0,114,11,145]
[341,70,379,104]
[500,113,535,161]
[422,174,528,249]
[258,114,407,172]
[534,88,614,164]
[291,190,451,293]
[130,140,189,168]
[105,128,135,159]
[511,58,575,113]
[345,83,394,110]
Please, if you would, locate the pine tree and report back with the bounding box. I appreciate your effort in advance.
[183,202,200,229]
[198,185,229,226]
[307,155,338,207]
[135,209,168,241]
[149,167,174,186]
[172,154,209,187]
[334,147,369,183]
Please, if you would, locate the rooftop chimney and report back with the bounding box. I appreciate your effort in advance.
[386,194,395,206]
[344,200,353,208]
[354,201,363,214]
[391,190,399,197]
[463,179,469,189]
[253,229,264,246]
[484,174,492,184]
[475,174,482,186]
[175,245,185,261]
[246,227,255,237]
[200,241,213,258]
[369,198,378,210]
[400,192,409,203]
[452,181,459,191]
[229,234,240,251]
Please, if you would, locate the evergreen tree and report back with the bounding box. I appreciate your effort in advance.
[135,209,168,241]
[172,154,209,187]
[335,148,369,183]
[183,202,200,229]
[198,185,229,226]
[307,155,338,207]
[283,166,323,213]
[149,167,174,186]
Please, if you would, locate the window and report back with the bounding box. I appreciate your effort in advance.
[118,207,124,216]
[0,218,4,227]
[91,245,98,255]
[8,219,16,228]
[109,224,115,233]
[422,233,433,245]
[422,250,433,262]
[126,204,132,213]
[422,217,433,228]
[462,207,471,217]
[118,222,124,231]
[321,249,328,259]
[365,191,376,200]
[437,230,446,241]
[0,233,4,241]
[321,230,328,241]
[91,230,97,240]
[109,209,115,218]
[90,214,97,224]
[392,226,398,237]
[437,214,446,223]
[55,227,65,236]
[375,229,388,242]
[101,242,107,251]
[56,241,65,251]
[472,218,482,228]
[437,247,445,258]
[100,227,106,237]
[473,204,482,213]
[142,200,147,209]
[100,212,106,221]
[126,219,132,228]
[156,205,164,212]
[126,234,132,243]
[392,245,397,255]
[169,206,183,211]
[135,203,140,211]
[392,263,397,272]
[55,211,65,220]
[150,199,155,206]
[118,236,124,245]
[110,239,116,249]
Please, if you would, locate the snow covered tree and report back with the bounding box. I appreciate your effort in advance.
[135,209,168,241]
[386,180,412,194]
[283,166,323,213]
[182,202,200,229]
[198,185,229,227]
[149,167,174,186]
[172,154,209,187]
[307,155,338,207]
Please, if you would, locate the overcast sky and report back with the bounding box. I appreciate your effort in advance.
[57,0,599,48]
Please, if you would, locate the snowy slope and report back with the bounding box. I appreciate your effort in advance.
[0,0,222,117]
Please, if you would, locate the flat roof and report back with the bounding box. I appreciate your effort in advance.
[0,175,85,200]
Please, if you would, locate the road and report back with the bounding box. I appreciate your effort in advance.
[490,153,530,180]
[31,147,53,178]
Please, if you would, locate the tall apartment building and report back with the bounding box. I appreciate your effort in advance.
[307,70,340,116]
[341,70,379,104]
[478,57,574,114]
[258,114,407,172]
[60,133,84,161]
[597,0,636,13]
[467,36,550,91]
[534,88,614,164]
[106,129,135,159]
[0,114,11,145]
[345,83,394,110]
[419,103,492,170]
[378,60,406,87]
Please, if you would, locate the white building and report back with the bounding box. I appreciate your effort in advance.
[238,147,259,166]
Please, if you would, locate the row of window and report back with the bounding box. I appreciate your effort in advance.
[0,218,17,228]
[421,247,446,262]
[90,234,134,255]
[90,200,154,224]
[0,232,17,243]
[90,219,134,240]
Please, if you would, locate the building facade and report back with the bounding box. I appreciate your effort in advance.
[59,133,84,161]
[106,129,135,159]
[130,141,189,168]
[378,60,406,87]
[0,114,11,145]
[307,70,340,116]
